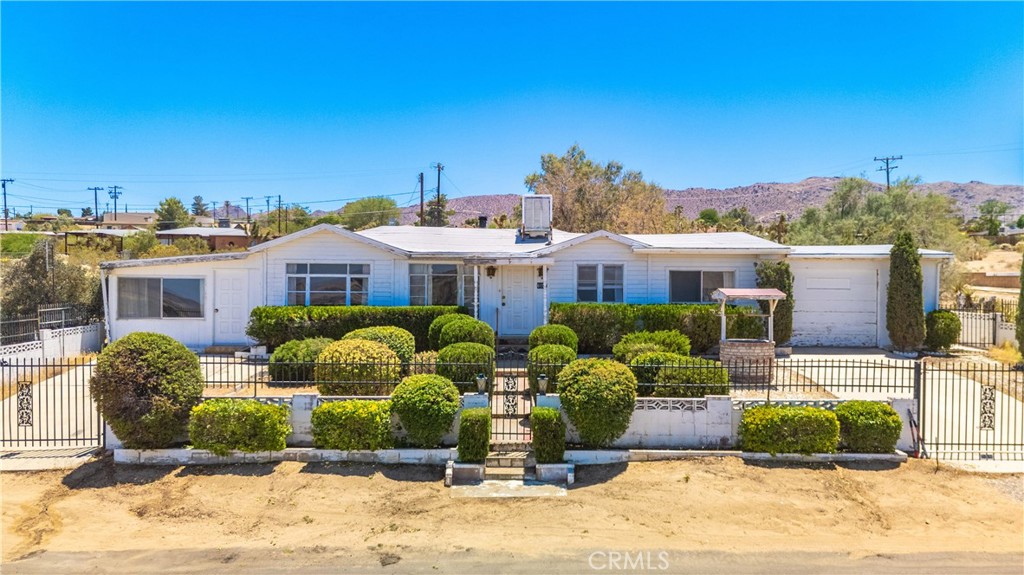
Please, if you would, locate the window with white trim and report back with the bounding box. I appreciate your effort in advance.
[669,270,735,303]
[409,264,476,306]
[576,264,624,303]
[286,263,369,306]
[118,277,204,318]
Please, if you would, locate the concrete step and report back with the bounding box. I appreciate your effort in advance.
[490,442,532,452]
[486,452,535,468]
[483,467,536,481]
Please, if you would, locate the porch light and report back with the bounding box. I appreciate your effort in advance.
[486,266,497,278]
[538,374,549,395]
[476,374,487,394]
[537,266,544,278]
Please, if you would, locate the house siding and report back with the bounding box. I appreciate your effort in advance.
[547,238,647,303]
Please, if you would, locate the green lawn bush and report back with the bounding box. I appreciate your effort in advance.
[90,332,203,449]
[409,350,439,375]
[528,324,579,353]
[457,408,490,462]
[436,343,495,389]
[188,399,291,456]
[739,405,839,455]
[246,305,464,351]
[557,359,637,448]
[526,344,577,394]
[428,313,475,350]
[652,357,729,397]
[924,310,961,352]
[310,399,394,450]
[268,337,333,382]
[391,374,460,447]
[834,401,903,453]
[438,318,495,349]
[341,326,416,364]
[612,330,691,362]
[314,339,401,395]
[530,407,566,463]
[627,351,689,389]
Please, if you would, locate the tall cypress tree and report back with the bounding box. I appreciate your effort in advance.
[886,232,926,352]
[755,261,795,345]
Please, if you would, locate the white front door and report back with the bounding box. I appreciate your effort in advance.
[500,267,538,336]
[214,269,249,345]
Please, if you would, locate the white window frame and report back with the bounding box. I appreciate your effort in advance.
[409,263,476,306]
[575,263,626,303]
[667,269,737,303]
[285,263,370,307]
[117,277,205,319]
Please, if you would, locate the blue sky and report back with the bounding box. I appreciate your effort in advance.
[2,2,1021,216]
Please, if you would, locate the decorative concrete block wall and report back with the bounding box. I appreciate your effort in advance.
[0,323,104,362]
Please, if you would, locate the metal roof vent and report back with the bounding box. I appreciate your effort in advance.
[521,194,553,240]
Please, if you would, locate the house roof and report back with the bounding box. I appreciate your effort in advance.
[357,226,583,257]
[788,245,954,259]
[155,226,248,237]
[712,288,787,301]
[65,229,141,238]
[625,232,789,254]
[101,212,157,225]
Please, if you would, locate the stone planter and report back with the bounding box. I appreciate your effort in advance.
[720,339,775,386]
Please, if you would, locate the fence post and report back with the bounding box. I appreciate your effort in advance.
[993,312,1001,346]
[913,360,922,401]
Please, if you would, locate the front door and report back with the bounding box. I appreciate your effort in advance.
[500,267,537,336]
[214,269,249,345]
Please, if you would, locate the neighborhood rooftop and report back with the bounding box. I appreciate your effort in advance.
[788,245,953,258]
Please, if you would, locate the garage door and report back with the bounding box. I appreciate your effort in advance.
[790,261,881,347]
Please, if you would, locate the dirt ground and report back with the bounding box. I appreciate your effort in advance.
[964,248,1023,274]
[2,457,1022,573]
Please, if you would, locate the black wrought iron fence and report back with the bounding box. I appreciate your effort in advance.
[0,314,39,346]
[1,358,103,448]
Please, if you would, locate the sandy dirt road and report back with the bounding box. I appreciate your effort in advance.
[2,457,1022,574]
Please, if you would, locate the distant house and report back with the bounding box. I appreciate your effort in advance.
[0,219,26,231]
[101,212,157,229]
[155,226,250,251]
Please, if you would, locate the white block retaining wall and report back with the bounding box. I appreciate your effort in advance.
[0,323,104,362]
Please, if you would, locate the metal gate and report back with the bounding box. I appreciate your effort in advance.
[490,354,532,445]
[1,359,104,449]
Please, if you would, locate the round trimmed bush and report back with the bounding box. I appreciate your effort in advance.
[189,399,291,456]
[439,318,495,349]
[557,358,637,448]
[436,342,495,388]
[617,342,665,364]
[612,330,691,362]
[428,313,475,350]
[90,332,203,449]
[311,399,394,450]
[457,407,490,462]
[342,326,415,364]
[409,350,439,375]
[314,339,401,395]
[834,401,903,453]
[527,344,577,394]
[528,324,579,353]
[391,374,460,447]
[740,405,839,455]
[652,357,729,397]
[628,351,689,390]
[268,337,333,382]
[924,310,961,352]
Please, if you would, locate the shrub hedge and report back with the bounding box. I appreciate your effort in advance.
[391,374,460,447]
[436,343,496,388]
[268,337,333,382]
[310,399,394,450]
[651,357,730,398]
[438,318,496,349]
[188,399,291,456]
[90,332,203,449]
[627,351,689,388]
[834,401,902,453]
[528,324,579,353]
[457,408,490,462]
[612,330,691,362]
[409,350,439,375]
[530,407,566,463]
[314,339,401,395]
[739,405,839,455]
[557,358,637,448]
[246,305,465,351]
[526,344,577,394]
[341,326,416,364]
[428,313,475,350]
[549,303,762,354]
[924,310,961,352]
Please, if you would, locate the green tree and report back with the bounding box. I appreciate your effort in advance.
[1016,214,1024,229]
[81,207,94,218]
[755,261,794,345]
[977,199,1009,236]
[155,197,195,230]
[57,208,72,217]
[313,213,344,226]
[698,208,720,226]
[724,206,756,229]
[886,232,926,352]
[338,196,399,230]
[424,193,454,227]
[191,196,210,216]
[0,239,102,317]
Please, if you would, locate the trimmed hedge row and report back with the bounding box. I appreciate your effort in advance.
[549,303,763,354]
[341,326,416,364]
[247,305,466,351]
[439,318,495,349]
[834,401,902,453]
[436,342,495,387]
[528,325,579,353]
[739,405,840,455]
[188,399,291,456]
[612,330,691,362]
[457,408,491,462]
[311,399,394,450]
[651,357,729,398]
[428,313,475,350]
[268,337,333,382]
[530,407,566,463]
[314,339,401,395]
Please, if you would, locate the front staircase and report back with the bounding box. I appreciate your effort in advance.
[484,443,536,480]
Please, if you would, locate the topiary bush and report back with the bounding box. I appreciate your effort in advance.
[528,324,579,353]
[526,344,577,394]
[310,399,394,450]
[409,350,439,375]
[314,339,401,395]
[188,399,291,456]
[739,405,839,455]
[755,261,795,345]
[612,330,691,362]
[834,401,903,453]
[627,351,689,390]
[436,343,495,391]
[438,318,496,349]
[530,407,566,463]
[652,357,730,398]
[557,358,637,448]
[391,374,460,447]
[428,313,475,350]
[268,337,333,382]
[341,326,416,364]
[90,332,204,449]
[457,407,490,462]
[886,232,926,352]
[924,310,961,352]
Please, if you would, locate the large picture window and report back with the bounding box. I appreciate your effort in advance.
[410,264,476,306]
[576,264,624,303]
[118,277,204,319]
[286,263,369,306]
[669,270,735,303]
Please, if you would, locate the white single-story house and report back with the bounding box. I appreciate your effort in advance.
[98,196,952,349]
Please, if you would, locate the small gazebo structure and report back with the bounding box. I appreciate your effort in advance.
[711,288,787,386]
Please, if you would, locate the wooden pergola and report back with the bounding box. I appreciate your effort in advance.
[711,288,787,343]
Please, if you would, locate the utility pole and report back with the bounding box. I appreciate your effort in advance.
[88,186,104,225]
[874,155,902,190]
[241,196,253,224]
[108,186,123,221]
[224,201,231,223]
[1,178,13,232]
[418,172,425,226]
[277,195,283,234]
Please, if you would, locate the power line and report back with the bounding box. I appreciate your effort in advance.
[873,155,902,190]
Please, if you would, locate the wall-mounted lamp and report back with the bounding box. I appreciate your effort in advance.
[486,266,497,278]
[537,374,549,395]
[537,266,544,278]
[476,374,488,394]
